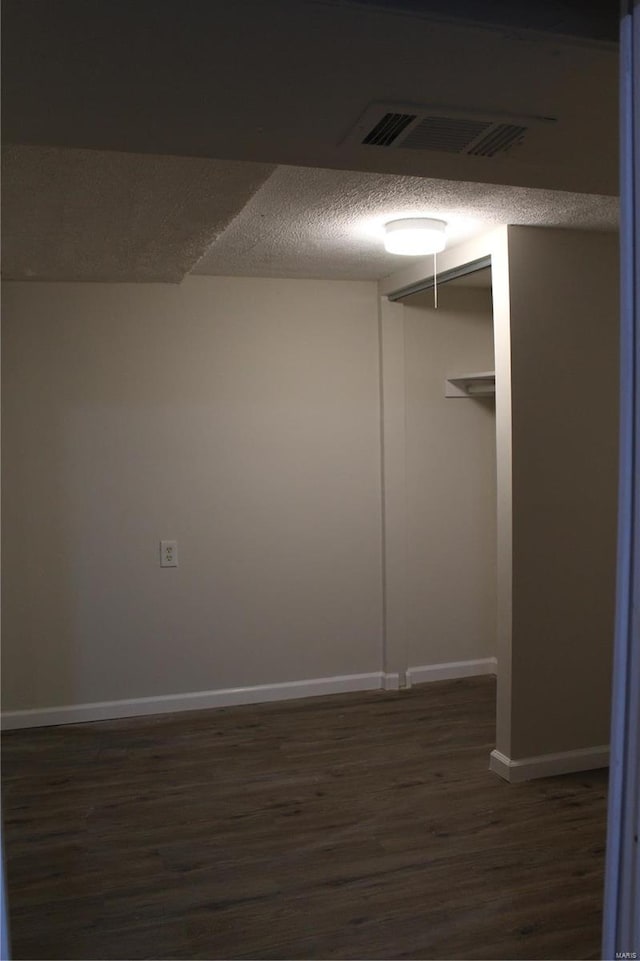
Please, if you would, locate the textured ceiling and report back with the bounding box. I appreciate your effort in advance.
[193,165,619,281]
[0,148,618,283]
[1,146,274,282]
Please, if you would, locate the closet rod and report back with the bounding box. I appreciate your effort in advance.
[387,255,492,302]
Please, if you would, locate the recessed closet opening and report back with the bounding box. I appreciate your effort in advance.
[380,225,618,783]
[399,266,497,697]
[378,236,510,768]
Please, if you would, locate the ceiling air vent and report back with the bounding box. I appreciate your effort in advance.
[467,124,528,157]
[343,103,554,159]
[362,112,416,146]
[401,117,493,153]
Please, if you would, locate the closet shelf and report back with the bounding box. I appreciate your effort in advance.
[445,371,495,398]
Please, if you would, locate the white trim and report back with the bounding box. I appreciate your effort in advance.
[489,745,610,783]
[379,296,409,687]
[1,672,390,730]
[406,657,497,687]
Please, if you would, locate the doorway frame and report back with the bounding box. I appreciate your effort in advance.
[601,1,640,954]
[378,227,513,760]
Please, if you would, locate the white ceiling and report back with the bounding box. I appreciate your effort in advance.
[0,0,620,284]
[0,148,618,283]
[1,147,274,282]
[192,165,618,280]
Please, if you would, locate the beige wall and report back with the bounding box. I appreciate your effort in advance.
[507,227,619,758]
[2,227,619,762]
[1,276,383,711]
[403,285,497,669]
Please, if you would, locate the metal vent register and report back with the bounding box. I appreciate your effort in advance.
[344,103,554,159]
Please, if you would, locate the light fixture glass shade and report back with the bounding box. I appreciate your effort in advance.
[384,217,447,255]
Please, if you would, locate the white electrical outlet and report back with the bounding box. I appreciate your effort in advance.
[160,540,178,567]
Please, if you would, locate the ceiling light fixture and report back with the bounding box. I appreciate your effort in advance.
[383,217,447,256]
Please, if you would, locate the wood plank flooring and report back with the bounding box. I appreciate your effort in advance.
[2,677,608,960]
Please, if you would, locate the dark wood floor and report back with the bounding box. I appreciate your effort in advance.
[2,677,607,961]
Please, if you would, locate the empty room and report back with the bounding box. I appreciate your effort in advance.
[1,2,630,960]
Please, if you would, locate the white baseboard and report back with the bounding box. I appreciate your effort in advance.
[406,657,497,687]
[1,671,396,731]
[383,672,401,690]
[489,745,610,783]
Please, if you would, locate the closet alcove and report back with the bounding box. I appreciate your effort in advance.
[379,226,618,782]
[398,264,498,699]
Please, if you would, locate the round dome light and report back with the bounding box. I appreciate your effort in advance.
[384,218,447,256]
